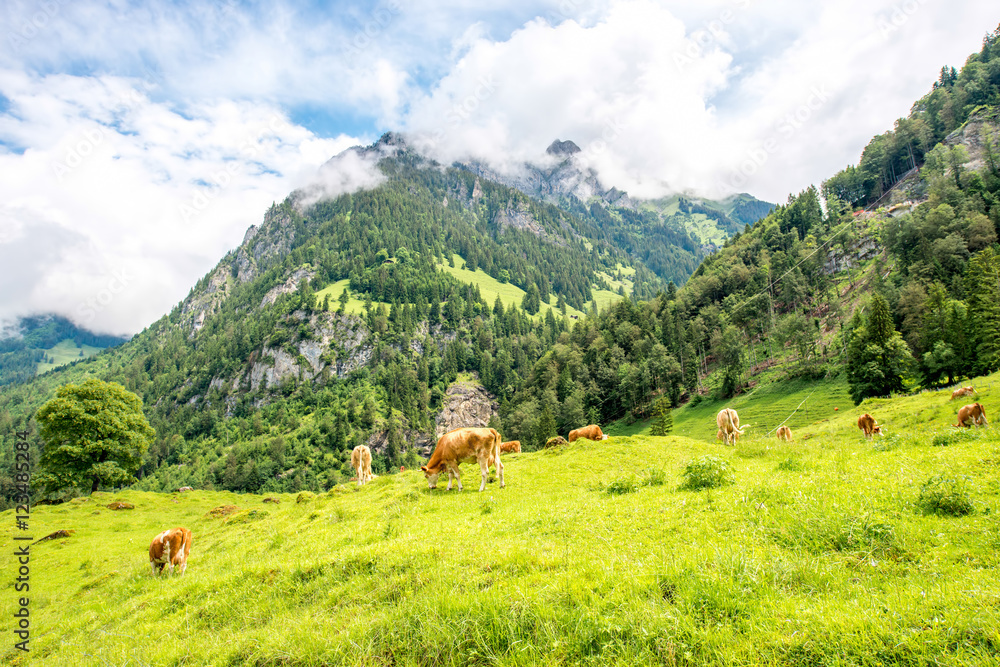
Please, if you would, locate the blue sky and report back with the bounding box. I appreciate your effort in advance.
[0,0,997,334]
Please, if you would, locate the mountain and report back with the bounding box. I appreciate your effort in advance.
[2,26,999,505]
[461,138,775,254]
[0,315,127,387]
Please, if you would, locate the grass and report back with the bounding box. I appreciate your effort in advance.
[35,339,103,375]
[4,377,1000,665]
[437,254,626,319]
[310,255,628,322]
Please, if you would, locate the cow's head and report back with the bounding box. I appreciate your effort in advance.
[872,425,884,436]
[421,464,443,489]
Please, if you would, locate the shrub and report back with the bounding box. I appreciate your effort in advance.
[916,475,974,516]
[775,457,804,472]
[680,456,733,490]
[604,474,639,495]
[641,466,667,487]
[931,430,977,447]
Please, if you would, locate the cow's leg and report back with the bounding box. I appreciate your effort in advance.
[150,562,157,576]
[446,462,462,491]
[497,455,504,489]
[478,456,489,492]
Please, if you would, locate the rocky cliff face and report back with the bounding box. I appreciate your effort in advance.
[434,373,499,438]
[460,139,637,211]
[364,373,500,459]
[944,106,1000,174]
[247,311,371,392]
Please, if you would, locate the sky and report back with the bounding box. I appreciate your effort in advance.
[0,0,997,336]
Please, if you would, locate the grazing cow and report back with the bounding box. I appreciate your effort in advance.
[500,440,522,454]
[422,427,503,492]
[149,527,193,576]
[177,487,193,492]
[776,425,792,442]
[857,413,883,438]
[954,402,988,428]
[351,445,374,486]
[716,408,744,446]
[951,386,976,401]
[568,424,608,442]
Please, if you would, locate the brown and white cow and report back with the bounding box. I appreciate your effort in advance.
[716,408,744,446]
[568,424,608,442]
[422,427,503,492]
[776,425,792,442]
[500,440,522,454]
[177,486,193,492]
[857,413,883,438]
[149,527,193,576]
[953,402,988,428]
[351,445,374,486]
[950,386,976,401]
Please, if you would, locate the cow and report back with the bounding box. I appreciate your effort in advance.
[954,402,988,428]
[149,527,193,576]
[568,424,608,442]
[951,386,976,401]
[351,445,374,486]
[422,427,503,492]
[500,440,522,454]
[177,487,193,492]
[776,425,792,442]
[716,408,744,446]
[857,413,883,439]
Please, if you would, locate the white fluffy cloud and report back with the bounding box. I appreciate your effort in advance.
[0,70,365,335]
[404,0,998,201]
[1,0,997,336]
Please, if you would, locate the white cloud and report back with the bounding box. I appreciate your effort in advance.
[0,69,365,335]
[1,0,998,337]
[294,147,387,210]
[403,0,999,201]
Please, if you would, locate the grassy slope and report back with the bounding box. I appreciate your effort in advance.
[34,339,103,376]
[4,375,1000,665]
[308,255,628,320]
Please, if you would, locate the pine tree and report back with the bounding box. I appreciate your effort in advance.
[964,247,1000,374]
[846,294,913,404]
[537,405,556,449]
[649,396,673,436]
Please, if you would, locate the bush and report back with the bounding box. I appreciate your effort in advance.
[916,475,974,516]
[604,474,639,495]
[680,456,733,490]
[931,430,977,447]
[775,457,804,472]
[603,467,667,495]
[641,466,667,487]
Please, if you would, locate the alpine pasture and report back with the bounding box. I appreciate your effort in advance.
[2,376,1000,666]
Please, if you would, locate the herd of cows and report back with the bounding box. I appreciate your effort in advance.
[148,387,989,576]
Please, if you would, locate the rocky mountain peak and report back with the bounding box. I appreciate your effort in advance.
[546,139,581,157]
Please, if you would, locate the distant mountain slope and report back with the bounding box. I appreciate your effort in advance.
[0,315,126,386]
[460,138,775,260]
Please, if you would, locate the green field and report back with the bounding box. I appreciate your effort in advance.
[437,254,603,319]
[314,256,627,321]
[35,339,102,375]
[4,374,1000,665]
[314,279,371,316]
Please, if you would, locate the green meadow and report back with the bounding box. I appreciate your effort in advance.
[35,339,103,376]
[3,375,1000,665]
[313,255,626,321]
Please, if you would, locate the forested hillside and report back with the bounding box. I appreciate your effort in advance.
[0,315,126,386]
[2,27,1000,506]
